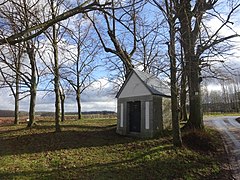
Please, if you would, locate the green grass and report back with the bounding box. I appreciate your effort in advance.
[0,118,230,179]
[204,112,240,117]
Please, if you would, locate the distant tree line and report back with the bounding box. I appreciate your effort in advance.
[0,110,116,117]
[0,110,28,117]
[202,76,240,113]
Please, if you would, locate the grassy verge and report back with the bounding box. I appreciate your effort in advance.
[204,112,240,117]
[0,118,230,179]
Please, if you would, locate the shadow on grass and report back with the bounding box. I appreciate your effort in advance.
[0,144,225,180]
[0,127,28,135]
[0,122,116,135]
[0,124,154,156]
[0,146,173,179]
[0,121,231,179]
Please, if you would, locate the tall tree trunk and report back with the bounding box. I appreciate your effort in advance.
[60,92,65,122]
[51,0,61,132]
[187,58,203,129]
[22,0,37,127]
[180,79,187,122]
[53,38,61,132]
[14,83,19,124]
[14,98,19,124]
[76,90,81,120]
[169,44,182,146]
[167,0,182,147]
[177,0,203,129]
[180,48,187,122]
[76,52,82,120]
[27,46,37,127]
[14,63,20,125]
[28,83,36,127]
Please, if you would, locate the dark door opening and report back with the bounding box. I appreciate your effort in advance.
[128,101,141,132]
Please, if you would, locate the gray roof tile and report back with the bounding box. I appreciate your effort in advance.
[116,69,171,98]
[134,69,171,97]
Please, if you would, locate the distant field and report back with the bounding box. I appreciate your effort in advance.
[0,113,117,126]
[0,118,230,179]
[0,116,28,125]
[0,109,117,120]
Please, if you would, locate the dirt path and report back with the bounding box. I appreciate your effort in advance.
[205,116,240,180]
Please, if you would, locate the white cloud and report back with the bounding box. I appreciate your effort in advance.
[0,88,15,110]
[207,84,222,91]
[202,7,240,79]
[81,100,117,112]
[0,77,117,112]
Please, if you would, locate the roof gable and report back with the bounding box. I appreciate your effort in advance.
[116,69,171,98]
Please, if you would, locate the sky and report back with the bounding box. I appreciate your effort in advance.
[0,1,240,113]
[0,0,119,113]
[0,77,117,112]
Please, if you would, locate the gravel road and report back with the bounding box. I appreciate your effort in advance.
[205,116,240,180]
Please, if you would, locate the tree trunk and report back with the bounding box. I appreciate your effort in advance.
[180,84,188,122]
[14,68,20,125]
[61,93,65,122]
[14,88,19,125]
[28,84,36,127]
[169,35,182,147]
[50,0,61,132]
[187,58,203,129]
[54,79,61,132]
[27,46,37,127]
[177,0,203,130]
[124,61,134,78]
[76,92,81,120]
[170,54,182,147]
[180,52,188,122]
[51,0,61,132]
[168,0,182,147]
[53,33,61,132]
[76,52,81,120]
[54,48,61,131]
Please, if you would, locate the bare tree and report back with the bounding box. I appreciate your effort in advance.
[152,0,182,147]
[0,0,42,126]
[86,0,145,77]
[0,1,25,125]
[0,44,23,124]
[0,1,112,45]
[176,0,240,129]
[43,0,63,132]
[134,16,165,73]
[59,83,65,122]
[19,0,41,127]
[61,18,100,120]
[178,40,188,122]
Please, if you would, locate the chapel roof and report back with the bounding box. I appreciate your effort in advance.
[116,69,171,98]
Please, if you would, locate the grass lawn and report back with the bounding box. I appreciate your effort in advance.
[0,117,230,179]
[204,112,240,117]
